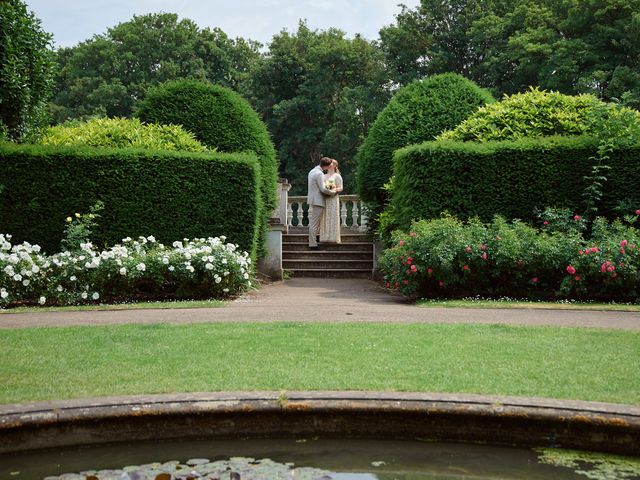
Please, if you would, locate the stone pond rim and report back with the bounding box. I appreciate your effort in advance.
[1,391,639,456]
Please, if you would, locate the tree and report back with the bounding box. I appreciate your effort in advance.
[243,22,390,193]
[0,0,56,140]
[51,13,261,122]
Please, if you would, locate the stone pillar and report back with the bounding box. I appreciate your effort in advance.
[257,179,290,280]
[276,178,291,233]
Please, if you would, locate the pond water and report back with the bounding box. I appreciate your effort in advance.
[1,438,638,480]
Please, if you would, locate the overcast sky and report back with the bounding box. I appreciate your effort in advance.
[25,0,421,48]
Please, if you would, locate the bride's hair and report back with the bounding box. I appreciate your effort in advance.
[332,159,340,174]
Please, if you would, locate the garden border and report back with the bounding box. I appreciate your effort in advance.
[1,391,638,455]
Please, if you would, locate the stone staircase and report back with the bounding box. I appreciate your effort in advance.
[283,228,374,278]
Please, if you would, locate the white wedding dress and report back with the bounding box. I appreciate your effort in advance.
[320,173,342,243]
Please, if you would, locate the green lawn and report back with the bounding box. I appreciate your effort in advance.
[417,298,640,311]
[0,299,225,314]
[1,322,639,405]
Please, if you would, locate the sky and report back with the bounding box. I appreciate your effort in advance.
[25,0,421,48]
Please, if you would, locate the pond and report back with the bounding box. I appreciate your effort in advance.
[2,438,639,480]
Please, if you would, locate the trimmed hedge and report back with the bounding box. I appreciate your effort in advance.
[136,81,278,254]
[0,143,261,257]
[356,73,494,215]
[391,136,640,229]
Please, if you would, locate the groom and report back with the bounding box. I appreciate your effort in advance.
[307,156,337,250]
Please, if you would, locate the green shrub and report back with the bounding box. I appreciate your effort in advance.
[39,117,207,152]
[391,137,640,230]
[0,143,261,257]
[438,87,640,142]
[356,73,494,218]
[136,80,278,254]
[379,214,640,301]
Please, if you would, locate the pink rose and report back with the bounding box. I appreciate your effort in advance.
[386,282,390,288]
[601,263,607,273]
[636,209,640,215]
[574,275,581,281]
[399,240,404,246]
[482,252,488,260]
[612,272,617,278]
[465,245,471,253]
[620,239,628,247]
[410,264,417,272]
[574,215,581,221]
[404,280,409,285]
[438,281,444,287]
[532,277,539,283]
[590,247,599,253]
[543,221,549,225]
[427,268,433,275]
[481,244,487,251]
[566,265,576,275]
[463,265,469,271]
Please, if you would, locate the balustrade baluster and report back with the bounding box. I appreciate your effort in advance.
[340,199,348,226]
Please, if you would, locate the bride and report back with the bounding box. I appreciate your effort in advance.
[320,158,343,243]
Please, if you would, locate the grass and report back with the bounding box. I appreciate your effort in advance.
[417,298,640,312]
[0,298,225,314]
[1,322,639,405]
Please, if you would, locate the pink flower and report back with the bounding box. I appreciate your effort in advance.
[410,264,417,272]
[482,252,488,260]
[612,272,617,278]
[532,277,539,284]
[427,268,433,275]
[566,265,576,275]
[399,240,404,246]
[590,247,599,253]
[601,263,607,273]
[404,280,409,285]
[574,215,581,221]
[579,250,584,255]
[395,282,399,288]
[574,275,581,281]
[386,282,390,288]
[438,281,444,287]
[481,244,487,251]
[543,221,549,225]
[465,245,472,253]
[620,248,626,255]
[620,239,628,247]
[636,209,640,215]
[463,265,469,271]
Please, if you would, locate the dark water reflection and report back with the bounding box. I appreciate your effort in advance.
[0,438,591,479]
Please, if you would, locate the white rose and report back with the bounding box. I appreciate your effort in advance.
[25,270,33,277]
[136,263,146,272]
[22,279,30,286]
[92,292,100,300]
[162,257,169,264]
[0,290,8,299]
[222,259,227,265]
[81,292,88,299]
[38,296,46,305]
[223,288,229,293]
[223,271,229,276]
[205,263,213,270]
[56,285,63,292]
[70,275,77,281]
[187,265,195,273]
[168,266,175,271]
[31,265,40,273]
[13,274,22,282]
[119,267,127,276]
[215,276,221,284]
[243,273,249,279]
[4,265,14,275]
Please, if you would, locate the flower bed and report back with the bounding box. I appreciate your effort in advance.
[0,235,253,307]
[379,213,640,301]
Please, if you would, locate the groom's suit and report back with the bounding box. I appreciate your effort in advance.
[307,165,336,247]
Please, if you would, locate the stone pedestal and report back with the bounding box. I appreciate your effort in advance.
[257,221,286,280]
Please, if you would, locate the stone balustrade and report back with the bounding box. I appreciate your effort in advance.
[287,195,368,231]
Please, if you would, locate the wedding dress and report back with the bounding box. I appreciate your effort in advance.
[320,173,342,243]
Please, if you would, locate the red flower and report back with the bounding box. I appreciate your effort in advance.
[532,277,539,283]
[620,239,628,247]
[566,265,576,275]
[482,252,488,260]
[574,215,581,221]
[463,265,469,271]
[465,245,472,253]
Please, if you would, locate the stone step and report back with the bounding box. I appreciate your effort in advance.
[288,268,373,279]
[283,233,372,244]
[282,243,373,253]
[283,259,373,270]
[282,250,373,261]
[288,226,365,234]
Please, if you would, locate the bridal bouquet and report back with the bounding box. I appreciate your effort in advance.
[325,178,336,190]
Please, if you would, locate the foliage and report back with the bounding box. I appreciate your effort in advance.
[391,137,640,230]
[380,213,640,301]
[536,448,640,480]
[0,233,253,307]
[39,117,207,152]
[136,80,277,255]
[0,143,261,258]
[0,0,57,141]
[61,200,104,252]
[380,0,640,107]
[356,73,493,220]
[438,88,640,142]
[51,12,261,121]
[242,21,390,193]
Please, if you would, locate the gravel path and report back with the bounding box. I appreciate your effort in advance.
[1,278,639,329]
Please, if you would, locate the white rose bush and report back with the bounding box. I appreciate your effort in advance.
[0,234,253,307]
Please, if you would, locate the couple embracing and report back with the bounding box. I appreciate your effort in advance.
[307,156,343,250]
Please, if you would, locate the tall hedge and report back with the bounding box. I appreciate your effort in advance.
[135,80,278,254]
[0,144,261,256]
[392,137,640,229]
[356,73,494,216]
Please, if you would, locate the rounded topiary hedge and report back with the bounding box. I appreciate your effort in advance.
[355,73,494,217]
[136,80,278,255]
[438,87,640,142]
